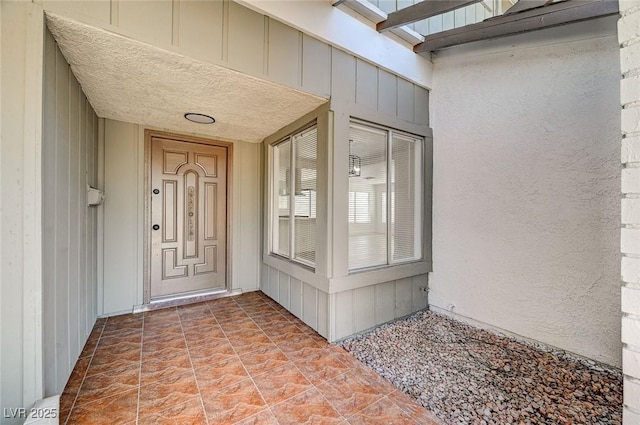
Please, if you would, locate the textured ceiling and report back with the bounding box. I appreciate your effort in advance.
[45,13,327,144]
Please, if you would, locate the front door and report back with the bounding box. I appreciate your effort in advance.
[150,135,228,300]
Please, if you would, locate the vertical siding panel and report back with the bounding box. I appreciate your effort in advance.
[397,78,415,122]
[42,30,57,396]
[317,290,328,338]
[442,11,455,30]
[334,290,353,340]
[375,281,395,325]
[377,70,397,117]
[177,0,224,62]
[302,282,317,329]
[84,95,93,330]
[260,263,268,292]
[454,6,466,28]
[465,4,476,25]
[78,93,88,339]
[267,19,300,87]
[414,85,429,126]
[118,0,173,45]
[290,277,303,319]
[278,272,290,309]
[227,1,265,76]
[68,73,81,362]
[412,274,428,311]
[355,59,377,110]
[353,286,375,332]
[268,267,279,301]
[429,15,443,34]
[330,48,356,104]
[301,35,331,97]
[395,278,413,317]
[55,47,71,392]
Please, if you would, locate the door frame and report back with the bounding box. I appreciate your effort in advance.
[143,129,233,304]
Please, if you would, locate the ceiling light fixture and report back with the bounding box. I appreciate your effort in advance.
[184,113,215,124]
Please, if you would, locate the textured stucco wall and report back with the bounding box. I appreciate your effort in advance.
[619,0,640,421]
[429,20,622,366]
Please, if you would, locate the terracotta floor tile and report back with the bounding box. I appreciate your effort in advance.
[353,364,397,396]
[252,362,312,405]
[227,329,273,355]
[202,378,267,425]
[346,397,417,425]
[75,365,139,406]
[386,390,441,425]
[87,350,141,377]
[277,336,326,361]
[140,356,193,385]
[138,397,207,425]
[194,356,248,392]
[63,292,439,425]
[271,388,343,425]
[143,335,187,353]
[240,344,289,376]
[138,371,199,416]
[67,388,138,425]
[293,348,350,385]
[317,371,385,417]
[189,340,237,368]
[232,408,278,425]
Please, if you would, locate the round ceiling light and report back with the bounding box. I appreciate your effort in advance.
[184,113,215,124]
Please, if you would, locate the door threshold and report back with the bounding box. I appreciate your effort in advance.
[134,288,242,313]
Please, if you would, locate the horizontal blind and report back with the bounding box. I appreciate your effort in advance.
[391,132,422,263]
[293,127,317,266]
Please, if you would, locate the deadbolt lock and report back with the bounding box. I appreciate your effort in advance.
[152,224,160,231]
[153,189,160,195]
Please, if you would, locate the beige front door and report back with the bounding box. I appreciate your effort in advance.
[150,135,227,299]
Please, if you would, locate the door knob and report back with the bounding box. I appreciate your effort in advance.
[152,224,160,231]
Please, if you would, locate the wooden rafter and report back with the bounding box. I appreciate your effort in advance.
[414,0,619,54]
[377,0,483,32]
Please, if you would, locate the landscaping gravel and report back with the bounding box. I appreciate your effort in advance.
[340,311,622,425]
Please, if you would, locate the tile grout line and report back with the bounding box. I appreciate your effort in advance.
[177,306,212,425]
[63,319,107,425]
[136,312,146,425]
[232,296,348,423]
[206,299,278,423]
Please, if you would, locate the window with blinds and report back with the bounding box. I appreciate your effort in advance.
[348,121,423,271]
[270,124,317,268]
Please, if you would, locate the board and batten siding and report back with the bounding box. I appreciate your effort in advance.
[42,28,99,396]
[260,29,431,341]
[41,0,430,100]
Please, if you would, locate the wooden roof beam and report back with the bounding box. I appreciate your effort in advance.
[414,0,619,54]
[377,0,483,32]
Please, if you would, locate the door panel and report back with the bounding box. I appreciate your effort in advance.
[150,136,227,299]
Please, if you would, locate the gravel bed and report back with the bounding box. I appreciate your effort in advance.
[340,311,622,425]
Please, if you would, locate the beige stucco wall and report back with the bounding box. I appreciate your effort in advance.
[430,18,622,367]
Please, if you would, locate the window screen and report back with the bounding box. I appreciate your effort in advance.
[348,121,423,271]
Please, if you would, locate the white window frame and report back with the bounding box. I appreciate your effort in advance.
[269,123,317,269]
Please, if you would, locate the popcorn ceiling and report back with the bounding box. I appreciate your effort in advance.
[45,13,327,144]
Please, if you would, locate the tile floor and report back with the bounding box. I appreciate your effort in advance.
[60,291,441,424]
